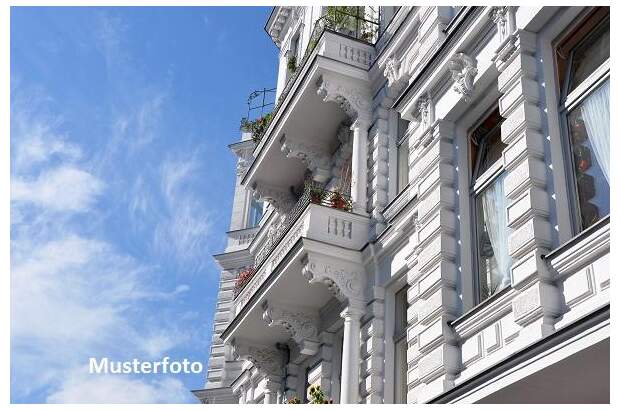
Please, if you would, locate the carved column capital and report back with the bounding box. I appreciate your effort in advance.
[448,52,478,102]
[280,136,332,183]
[231,338,285,379]
[301,254,366,308]
[250,181,295,215]
[262,301,320,356]
[316,74,372,124]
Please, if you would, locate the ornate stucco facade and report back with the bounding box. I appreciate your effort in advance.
[193,6,610,404]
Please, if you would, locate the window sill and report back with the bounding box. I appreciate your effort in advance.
[449,285,516,339]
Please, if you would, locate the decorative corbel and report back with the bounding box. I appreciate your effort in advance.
[301,254,366,308]
[250,181,295,215]
[448,52,478,102]
[316,75,372,124]
[262,301,320,356]
[231,338,285,379]
[280,136,332,184]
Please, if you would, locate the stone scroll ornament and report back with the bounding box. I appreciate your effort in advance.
[448,53,478,102]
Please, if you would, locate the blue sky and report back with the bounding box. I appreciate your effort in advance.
[10,6,277,403]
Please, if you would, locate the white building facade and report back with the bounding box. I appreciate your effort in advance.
[193,6,610,404]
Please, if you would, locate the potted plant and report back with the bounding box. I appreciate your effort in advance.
[329,190,351,211]
[285,396,301,404]
[287,54,297,73]
[306,182,326,204]
[233,267,255,296]
[308,385,333,404]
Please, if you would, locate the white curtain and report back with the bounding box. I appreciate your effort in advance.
[581,79,610,183]
[481,173,512,290]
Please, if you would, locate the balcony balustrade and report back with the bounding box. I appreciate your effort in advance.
[247,7,379,144]
[232,183,369,315]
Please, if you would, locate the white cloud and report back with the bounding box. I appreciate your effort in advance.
[12,166,104,212]
[153,155,214,273]
[47,369,193,404]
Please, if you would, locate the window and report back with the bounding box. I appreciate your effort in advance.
[557,8,609,232]
[248,198,263,227]
[393,285,409,403]
[396,116,410,193]
[469,107,511,303]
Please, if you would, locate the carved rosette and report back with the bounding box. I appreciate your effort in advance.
[316,75,371,123]
[262,301,320,355]
[448,53,478,102]
[251,182,295,215]
[231,339,284,378]
[280,136,332,183]
[301,255,365,309]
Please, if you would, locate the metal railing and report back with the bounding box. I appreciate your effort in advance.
[233,183,353,299]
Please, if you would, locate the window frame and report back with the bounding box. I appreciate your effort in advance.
[556,12,610,235]
[396,116,411,194]
[392,284,409,404]
[468,106,509,306]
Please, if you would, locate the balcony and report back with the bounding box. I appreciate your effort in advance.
[232,183,367,304]
[224,184,370,345]
[241,8,378,202]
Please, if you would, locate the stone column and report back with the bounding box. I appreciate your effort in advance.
[340,303,365,404]
[491,7,562,339]
[302,253,367,404]
[351,118,370,214]
[263,380,280,404]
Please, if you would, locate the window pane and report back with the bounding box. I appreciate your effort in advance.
[394,338,407,403]
[397,141,409,192]
[568,19,609,93]
[394,286,408,336]
[471,108,505,181]
[567,80,610,230]
[475,173,512,302]
[248,199,263,227]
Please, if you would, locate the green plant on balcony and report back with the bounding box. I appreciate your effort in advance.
[287,54,297,73]
[240,112,273,143]
[284,396,301,404]
[308,385,333,404]
[305,181,326,204]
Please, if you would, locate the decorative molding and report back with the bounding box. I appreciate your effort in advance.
[448,53,478,102]
[267,7,293,46]
[301,254,366,308]
[280,136,332,183]
[250,181,295,215]
[231,339,284,379]
[262,301,320,356]
[384,56,406,90]
[415,93,434,132]
[316,75,371,123]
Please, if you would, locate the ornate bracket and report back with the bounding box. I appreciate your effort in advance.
[262,301,320,356]
[384,56,407,91]
[301,254,366,309]
[251,181,295,215]
[316,75,371,123]
[448,53,478,102]
[230,141,255,177]
[280,136,333,183]
[231,338,284,379]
